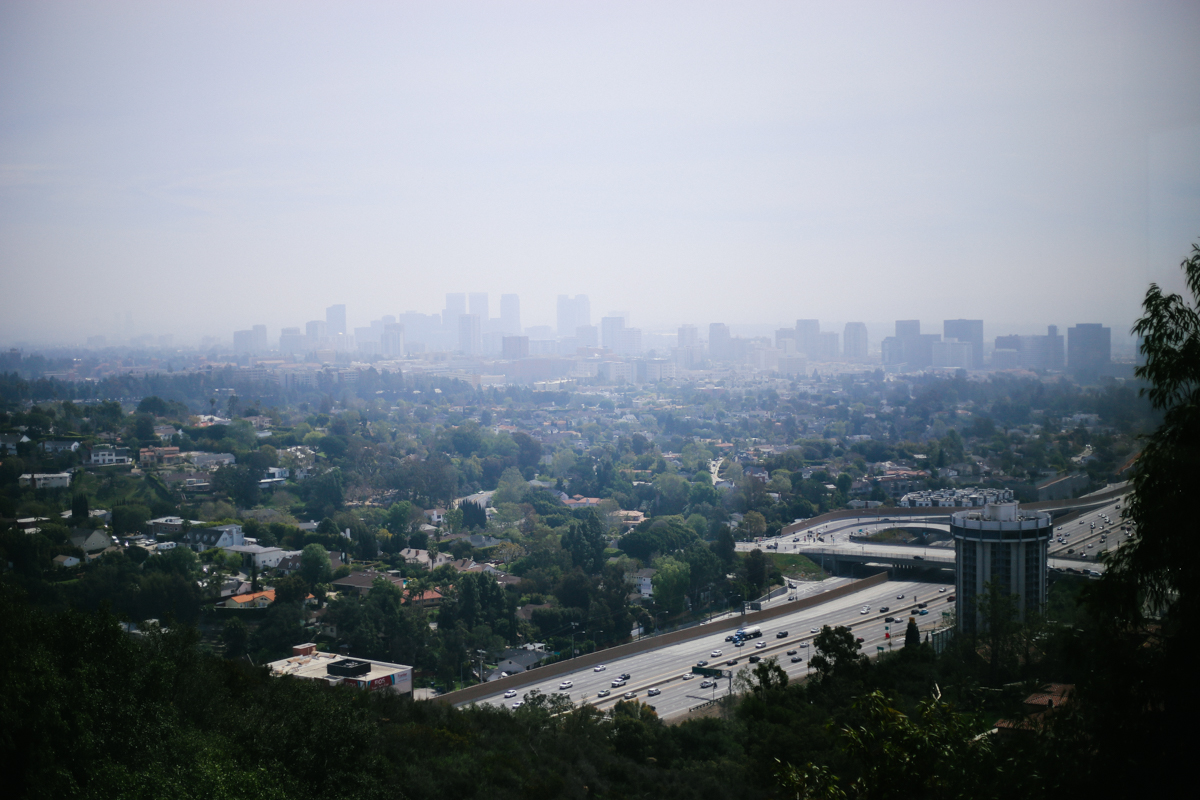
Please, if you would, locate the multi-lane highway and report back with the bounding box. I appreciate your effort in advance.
[1046,497,1130,565]
[461,577,953,721]
[738,495,1131,575]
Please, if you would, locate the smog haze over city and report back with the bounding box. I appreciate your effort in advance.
[3,0,1199,348]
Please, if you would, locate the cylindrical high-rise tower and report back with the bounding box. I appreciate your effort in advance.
[951,502,1052,634]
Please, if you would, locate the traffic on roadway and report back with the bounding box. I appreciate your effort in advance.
[463,577,952,721]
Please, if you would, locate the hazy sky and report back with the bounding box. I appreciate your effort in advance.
[2,1,1199,345]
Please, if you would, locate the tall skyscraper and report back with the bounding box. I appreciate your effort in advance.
[953,503,1051,635]
[709,323,732,361]
[305,320,327,348]
[326,304,346,337]
[469,292,489,321]
[943,319,983,369]
[251,325,268,354]
[795,319,820,357]
[557,295,591,338]
[500,294,521,334]
[279,327,305,355]
[601,316,625,350]
[458,314,482,355]
[380,323,405,358]
[1067,323,1111,378]
[843,322,868,359]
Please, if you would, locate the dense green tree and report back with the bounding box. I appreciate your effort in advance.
[299,543,331,587]
[810,625,866,683]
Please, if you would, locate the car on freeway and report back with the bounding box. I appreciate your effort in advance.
[917,602,927,609]
[647,688,661,697]
[791,655,803,663]
[559,680,573,690]
[711,649,722,657]
[755,641,767,649]
[856,637,865,643]
[593,665,606,672]
[682,673,695,680]
[897,593,905,599]
[811,628,819,633]
[700,680,714,689]
[948,595,955,602]
[938,587,947,593]
[860,606,870,614]
[786,649,798,656]
[884,616,894,623]
[725,634,735,642]
[748,655,761,663]
[726,659,738,666]
[504,689,517,698]
[611,678,627,688]
[776,630,789,638]
[919,609,929,616]
[697,659,709,667]
[512,701,523,709]
[623,691,637,700]
[735,641,745,647]
[800,642,809,648]
[597,689,611,698]
[619,673,631,681]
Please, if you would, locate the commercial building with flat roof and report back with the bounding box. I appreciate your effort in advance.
[267,644,413,695]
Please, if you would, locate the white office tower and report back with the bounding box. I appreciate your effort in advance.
[381,323,405,358]
[557,294,591,338]
[458,314,482,355]
[500,294,521,334]
[843,322,868,360]
[469,292,489,321]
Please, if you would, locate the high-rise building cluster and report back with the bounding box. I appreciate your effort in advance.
[225,295,1121,387]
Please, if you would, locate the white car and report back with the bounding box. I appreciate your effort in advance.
[511,701,523,709]
[593,665,606,672]
[503,689,517,698]
[810,628,819,633]
[860,607,870,614]
[647,687,661,697]
[559,680,573,690]
[682,673,695,680]
[938,587,947,593]
[711,649,723,657]
[755,641,767,649]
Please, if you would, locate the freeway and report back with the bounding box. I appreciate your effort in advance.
[738,494,1131,575]
[461,577,952,721]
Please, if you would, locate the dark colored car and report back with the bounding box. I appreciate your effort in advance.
[878,606,890,613]
[726,659,738,666]
[776,631,789,638]
[748,655,761,663]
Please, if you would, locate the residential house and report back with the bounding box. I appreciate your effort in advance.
[330,569,405,596]
[40,440,81,454]
[423,508,447,526]
[53,554,81,568]
[153,425,179,442]
[182,523,244,552]
[70,530,112,554]
[89,446,131,465]
[191,452,236,469]
[630,568,656,598]
[486,647,546,680]
[0,433,31,454]
[223,544,288,570]
[18,473,72,489]
[222,590,276,609]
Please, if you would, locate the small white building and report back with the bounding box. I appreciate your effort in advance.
[18,473,72,489]
[89,446,131,465]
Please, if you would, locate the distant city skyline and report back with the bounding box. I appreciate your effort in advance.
[2,3,1197,346]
